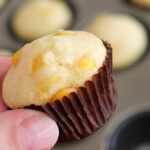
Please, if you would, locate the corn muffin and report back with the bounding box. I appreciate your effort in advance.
[12,0,73,41]
[3,30,117,141]
[86,13,148,70]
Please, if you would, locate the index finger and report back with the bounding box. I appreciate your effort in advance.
[0,56,12,112]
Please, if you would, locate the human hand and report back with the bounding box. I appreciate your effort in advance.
[0,56,59,150]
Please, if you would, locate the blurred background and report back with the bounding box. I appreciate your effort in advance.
[0,0,150,150]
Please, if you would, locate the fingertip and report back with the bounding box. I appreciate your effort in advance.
[0,55,12,84]
[0,95,7,113]
[0,55,12,67]
[0,109,59,150]
[18,111,59,150]
[0,56,11,112]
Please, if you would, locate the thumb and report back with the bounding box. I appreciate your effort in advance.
[0,56,12,112]
[0,109,59,150]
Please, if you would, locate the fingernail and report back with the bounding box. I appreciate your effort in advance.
[18,114,59,150]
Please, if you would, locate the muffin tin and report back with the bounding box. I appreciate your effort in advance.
[110,112,150,150]
[0,0,150,150]
[101,104,150,150]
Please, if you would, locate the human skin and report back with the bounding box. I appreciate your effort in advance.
[0,56,59,150]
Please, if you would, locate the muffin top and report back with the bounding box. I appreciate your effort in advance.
[86,12,148,70]
[3,30,107,108]
[12,0,72,41]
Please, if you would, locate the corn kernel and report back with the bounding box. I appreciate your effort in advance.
[55,30,77,36]
[12,49,21,67]
[37,77,64,101]
[32,53,46,73]
[78,56,96,71]
[50,88,76,104]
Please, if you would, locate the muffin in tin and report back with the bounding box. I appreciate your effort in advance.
[130,0,150,8]
[0,0,7,9]
[86,12,148,70]
[3,30,117,141]
[12,0,73,41]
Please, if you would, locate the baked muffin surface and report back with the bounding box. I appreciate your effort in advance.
[3,30,107,108]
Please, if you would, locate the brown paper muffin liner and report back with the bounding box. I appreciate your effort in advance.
[26,41,118,142]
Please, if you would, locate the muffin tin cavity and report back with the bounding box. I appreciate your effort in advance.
[109,112,150,150]
[9,0,76,43]
[136,144,150,150]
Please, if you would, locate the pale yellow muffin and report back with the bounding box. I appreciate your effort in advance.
[86,13,148,70]
[12,0,73,41]
[2,30,107,109]
[0,48,13,56]
[130,0,150,8]
[0,0,6,8]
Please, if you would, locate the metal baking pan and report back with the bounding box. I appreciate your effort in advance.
[0,0,150,149]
